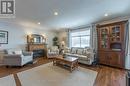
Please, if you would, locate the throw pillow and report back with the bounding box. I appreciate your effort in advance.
[7,49,14,54]
[77,48,83,55]
[71,48,77,54]
[14,50,22,55]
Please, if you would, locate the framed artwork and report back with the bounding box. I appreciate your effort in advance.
[0,30,8,44]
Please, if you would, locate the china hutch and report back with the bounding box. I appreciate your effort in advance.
[97,21,128,68]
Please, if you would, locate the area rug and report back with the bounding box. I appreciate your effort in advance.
[17,63,97,86]
[0,75,16,86]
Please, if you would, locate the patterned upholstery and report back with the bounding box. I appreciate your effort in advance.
[71,47,77,54]
[47,46,59,58]
[77,48,83,55]
[3,49,33,66]
[64,47,95,65]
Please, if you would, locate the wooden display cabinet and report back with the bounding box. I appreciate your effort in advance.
[97,21,127,68]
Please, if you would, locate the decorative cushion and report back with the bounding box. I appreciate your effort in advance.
[83,49,90,55]
[77,48,83,55]
[64,49,70,53]
[6,49,14,54]
[71,48,77,54]
[14,50,22,55]
[85,48,94,52]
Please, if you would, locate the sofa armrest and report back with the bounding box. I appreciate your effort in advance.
[85,52,94,59]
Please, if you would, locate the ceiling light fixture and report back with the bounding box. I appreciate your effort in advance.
[104,13,108,17]
[38,22,40,25]
[54,12,58,16]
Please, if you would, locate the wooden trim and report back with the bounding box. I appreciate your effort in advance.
[96,20,128,28]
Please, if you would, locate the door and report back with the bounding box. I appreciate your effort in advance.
[109,25,122,43]
[98,52,108,65]
[108,52,124,68]
[98,27,110,51]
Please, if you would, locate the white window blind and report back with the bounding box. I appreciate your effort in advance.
[70,28,91,48]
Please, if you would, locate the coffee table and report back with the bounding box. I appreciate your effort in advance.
[53,56,78,72]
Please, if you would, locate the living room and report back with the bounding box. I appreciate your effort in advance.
[0,0,130,86]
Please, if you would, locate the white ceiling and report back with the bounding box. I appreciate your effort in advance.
[1,0,130,29]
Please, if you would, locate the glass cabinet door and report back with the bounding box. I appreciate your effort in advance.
[110,25,121,42]
[99,27,109,50]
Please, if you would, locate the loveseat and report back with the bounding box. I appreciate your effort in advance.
[63,47,95,65]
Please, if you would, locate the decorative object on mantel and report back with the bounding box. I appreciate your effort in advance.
[27,34,46,44]
[0,30,8,44]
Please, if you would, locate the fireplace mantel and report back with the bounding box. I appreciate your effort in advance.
[27,44,47,58]
[27,44,47,51]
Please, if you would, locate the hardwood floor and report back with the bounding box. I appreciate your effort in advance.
[0,57,126,86]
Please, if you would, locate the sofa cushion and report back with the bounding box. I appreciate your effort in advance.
[64,48,71,53]
[64,53,72,56]
[78,55,89,61]
[83,49,90,55]
[71,54,79,57]
[77,48,83,55]
[85,48,94,52]
[71,47,77,54]
[65,53,79,57]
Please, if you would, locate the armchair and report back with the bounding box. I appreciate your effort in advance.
[47,46,59,58]
[3,50,33,66]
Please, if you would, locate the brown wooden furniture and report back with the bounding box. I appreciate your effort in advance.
[53,56,78,72]
[97,21,127,68]
[26,34,47,58]
[27,44,47,58]
[27,44,47,51]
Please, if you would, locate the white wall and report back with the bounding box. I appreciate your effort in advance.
[57,30,68,47]
[0,21,57,50]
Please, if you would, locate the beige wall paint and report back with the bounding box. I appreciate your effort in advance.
[0,22,57,50]
[57,30,68,47]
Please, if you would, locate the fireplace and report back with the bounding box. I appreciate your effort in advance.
[26,43,47,58]
[33,49,46,58]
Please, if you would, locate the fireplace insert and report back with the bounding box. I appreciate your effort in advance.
[33,49,46,58]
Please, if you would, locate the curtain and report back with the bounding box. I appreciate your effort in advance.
[67,29,70,47]
[91,24,98,52]
[125,20,130,69]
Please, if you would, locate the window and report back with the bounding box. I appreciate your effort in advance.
[70,28,90,48]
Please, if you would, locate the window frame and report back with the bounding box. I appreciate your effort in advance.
[69,28,91,48]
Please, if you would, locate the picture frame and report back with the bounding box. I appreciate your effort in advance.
[0,30,8,44]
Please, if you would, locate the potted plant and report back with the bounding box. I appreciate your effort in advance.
[53,37,59,47]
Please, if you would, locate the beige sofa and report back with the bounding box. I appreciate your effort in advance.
[3,49,33,66]
[63,47,95,65]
